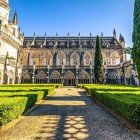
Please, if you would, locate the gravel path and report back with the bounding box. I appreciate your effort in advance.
[0,87,140,140]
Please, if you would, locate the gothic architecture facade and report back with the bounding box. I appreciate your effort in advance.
[0,0,139,85]
[0,0,24,84]
[19,32,139,86]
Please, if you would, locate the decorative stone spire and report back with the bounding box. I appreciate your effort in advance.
[78,32,81,38]
[56,32,58,38]
[113,28,116,38]
[12,11,18,25]
[30,33,36,46]
[101,32,103,38]
[67,32,69,48]
[119,33,125,42]
[90,32,92,38]
[78,32,81,47]
[54,33,58,47]
[67,32,69,38]
[43,33,47,46]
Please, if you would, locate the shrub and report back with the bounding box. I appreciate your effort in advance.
[84,85,140,127]
[0,86,55,126]
[0,97,28,126]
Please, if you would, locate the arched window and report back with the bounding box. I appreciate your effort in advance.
[32,52,40,65]
[110,51,120,65]
[83,51,92,66]
[45,51,53,66]
[70,52,80,66]
[56,51,66,66]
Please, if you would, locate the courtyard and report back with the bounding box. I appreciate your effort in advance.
[0,87,140,140]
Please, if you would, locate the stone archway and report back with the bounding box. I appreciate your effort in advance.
[50,71,61,84]
[35,71,47,84]
[56,51,66,66]
[79,70,90,84]
[70,52,80,66]
[110,51,120,65]
[83,51,92,66]
[64,70,75,86]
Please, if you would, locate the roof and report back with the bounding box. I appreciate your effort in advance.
[23,36,121,49]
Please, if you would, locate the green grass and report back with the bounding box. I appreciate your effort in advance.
[81,84,140,128]
[0,84,60,126]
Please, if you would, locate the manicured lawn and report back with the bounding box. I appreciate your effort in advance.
[80,84,140,128]
[0,84,61,126]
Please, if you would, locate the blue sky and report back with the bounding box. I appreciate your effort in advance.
[10,0,134,47]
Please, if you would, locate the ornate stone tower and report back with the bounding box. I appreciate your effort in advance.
[0,0,10,25]
[0,0,24,85]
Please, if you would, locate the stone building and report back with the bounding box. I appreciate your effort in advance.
[0,0,24,84]
[0,0,139,85]
[19,32,139,86]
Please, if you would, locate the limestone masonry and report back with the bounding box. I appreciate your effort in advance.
[0,0,139,85]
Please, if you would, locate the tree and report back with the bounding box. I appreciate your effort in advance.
[94,35,104,84]
[132,0,140,81]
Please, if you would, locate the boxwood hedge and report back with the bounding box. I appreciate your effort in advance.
[83,85,140,128]
[0,86,55,126]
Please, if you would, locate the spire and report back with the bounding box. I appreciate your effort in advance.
[78,32,81,47]
[56,32,58,38]
[78,32,80,38]
[67,32,70,48]
[113,28,116,38]
[30,33,36,46]
[54,32,58,47]
[12,11,18,25]
[43,33,47,46]
[67,32,69,38]
[90,32,92,38]
[119,33,125,42]
[101,32,103,38]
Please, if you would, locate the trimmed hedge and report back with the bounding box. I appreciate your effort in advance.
[0,84,61,88]
[0,97,28,126]
[0,87,55,126]
[84,85,140,128]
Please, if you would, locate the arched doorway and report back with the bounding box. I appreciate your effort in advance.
[35,71,47,84]
[79,70,90,84]
[50,71,61,84]
[64,70,75,86]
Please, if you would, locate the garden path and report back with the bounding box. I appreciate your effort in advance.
[0,87,140,140]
